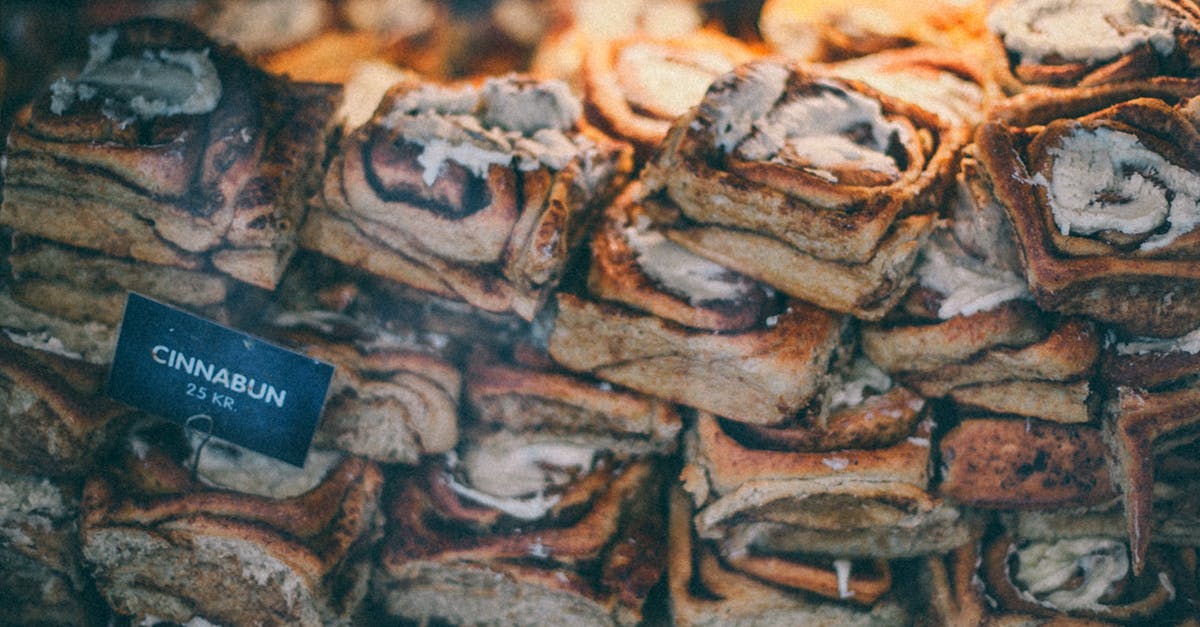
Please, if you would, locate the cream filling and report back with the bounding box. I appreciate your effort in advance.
[445,433,598,521]
[833,558,855,599]
[835,63,985,126]
[624,216,757,305]
[206,0,327,54]
[382,78,591,187]
[1037,126,1200,250]
[50,30,221,121]
[988,0,1180,63]
[707,61,791,154]
[916,234,1030,318]
[826,355,893,412]
[1014,538,1129,612]
[1116,325,1200,355]
[733,83,907,179]
[191,436,342,500]
[615,43,735,119]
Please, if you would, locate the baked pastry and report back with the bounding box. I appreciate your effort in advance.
[548,182,845,425]
[985,0,1200,91]
[1104,386,1200,575]
[261,319,462,465]
[758,0,988,63]
[679,368,970,560]
[0,335,133,477]
[938,417,1117,509]
[197,0,332,57]
[643,60,966,319]
[580,29,759,160]
[302,73,634,321]
[1,18,341,290]
[862,230,1100,424]
[667,486,913,627]
[374,431,671,625]
[826,45,1000,129]
[970,78,1200,337]
[0,468,108,626]
[467,342,681,450]
[80,421,383,625]
[980,509,1186,623]
[528,0,706,90]
[8,234,263,328]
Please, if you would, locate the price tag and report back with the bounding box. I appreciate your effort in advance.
[106,293,333,467]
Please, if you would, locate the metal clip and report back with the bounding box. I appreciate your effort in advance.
[185,414,215,481]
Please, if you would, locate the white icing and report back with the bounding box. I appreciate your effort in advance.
[623,221,757,305]
[1014,537,1129,612]
[1116,325,1200,355]
[615,43,736,119]
[916,234,1030,319]
[835,62,985,126]
[827,356,892,411]
[1037,126,1200,250]
[381,78,591,187]
[191,437,342,500]
[0,470,69,519]
[206,0,327,54]
[705,62,790,154]
[823,457,850,471]
[2,329,84,360]
[343,0,436,37]
[445,433,598,520]
[732,81,908,181]
[833,559,855,599]
[988,0,1182,64]
[50,29,221,122]
[337,61,409,130]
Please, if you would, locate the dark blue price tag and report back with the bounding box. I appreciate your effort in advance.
[106,293,333,467]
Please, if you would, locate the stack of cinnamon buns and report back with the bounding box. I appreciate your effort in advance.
[1,0,1199,624]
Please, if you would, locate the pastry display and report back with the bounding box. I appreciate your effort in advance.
[4,3,1200,625]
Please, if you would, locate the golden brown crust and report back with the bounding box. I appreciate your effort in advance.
[548,292,843,426]
[972,78,1200,337]
[938,417,1117,508]
[0,18,340,290]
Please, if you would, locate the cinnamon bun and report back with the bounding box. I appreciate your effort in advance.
[374,433,669,626]
[644,60,966,319]
[79,423,383,625]
[548,183,844,426]
[581,30,759,160]
[985,0,1200,90]
[302,73,633,321]
[0,18,341,290]
[971,79,1200,337]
